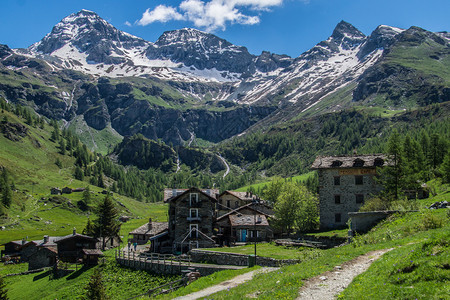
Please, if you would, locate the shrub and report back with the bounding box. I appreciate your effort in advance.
[421,212,443,230]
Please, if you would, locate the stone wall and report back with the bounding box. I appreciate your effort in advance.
[189,249,299,267]
[349,211,415,233]
[318,168,383,229]
[116,257,243,276]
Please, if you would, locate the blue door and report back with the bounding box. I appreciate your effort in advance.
[241,229,247,242]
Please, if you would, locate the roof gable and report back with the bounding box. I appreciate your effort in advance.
[164,187,217,203]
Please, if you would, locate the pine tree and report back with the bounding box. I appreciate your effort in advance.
[55,158,62,168]
[0,169,12,208]
[97,174,105,188]
[0,275,8,300]
[440,151,450,183]
[59,138,66,155]
[82,269,109,300]
[379,129,404,200]
[95,194,120,249]
[82,218,95,236]
[74,166,84,181]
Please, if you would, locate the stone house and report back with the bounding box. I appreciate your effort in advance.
[311,154,390,229]
[215,204,273,245]
[62,187,73,194]
[129,218,169,250]
[54,229,99,263]
[1,240,26,260]
[166,187,217,253]
[20,236,59,262]
[50,187,62,195]
[28,246,57,270]
[217,191,260,216]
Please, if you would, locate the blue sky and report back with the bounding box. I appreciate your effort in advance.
[1,0,449,57]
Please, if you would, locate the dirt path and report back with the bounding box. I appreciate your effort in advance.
[297,248,392,300]
[174,267,278,300]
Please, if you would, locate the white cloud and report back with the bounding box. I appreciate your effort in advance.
[137,0,285,31]
[137,5,184,26]
[124,21,132,27]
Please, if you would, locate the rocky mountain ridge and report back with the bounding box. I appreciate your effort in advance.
[0,10,448,147]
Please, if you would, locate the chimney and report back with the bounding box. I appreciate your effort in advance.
[73,227,76,235]
[172,189,177,198]
[43,235,49,244]
[148,218,152,230]
[22,238,26,245]
[246,191,249,197]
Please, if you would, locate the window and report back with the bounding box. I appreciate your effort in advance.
[356,194,364,204]
[374,158,384,166]
[335,213,341,223]
[189,208,198,218]
[226,200,231,208]
[334,195,341,204]
[190,224,198,238]
[189,193,199,206]
[331,160,343,167]
[334,176,340,185]
[355,175,363,185]
[235,201,239,208]
[353,158,365,167]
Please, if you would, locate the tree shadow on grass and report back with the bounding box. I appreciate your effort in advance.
[66,265,94,280]
[33,270,51,281]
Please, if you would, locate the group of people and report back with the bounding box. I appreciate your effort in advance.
[127,241,138,252]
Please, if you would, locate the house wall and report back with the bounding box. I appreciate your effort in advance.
[168,191,216,251]
[21,244,38,262]
[318,168,383,229]
[217,194,246,215]
[28,249,56,270]
[58,237,96,262]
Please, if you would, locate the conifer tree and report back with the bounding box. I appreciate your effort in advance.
[0,169,12,208]
[95,194,120,249]
[82,217,95,236]
[0,275,8,300]
[440,152,450,183]
[74,166,84,181]
[82,269,109,300]
[379,129,404,200]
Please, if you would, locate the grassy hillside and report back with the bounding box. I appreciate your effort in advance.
[2,254,180,300]
[0,108,166,244]
[166,190,449,299]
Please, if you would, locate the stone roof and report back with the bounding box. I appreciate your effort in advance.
[163,187,218,203]
[164,188,219,202]
[216,203,271,222]
[311,154,391,169]
[55,233,97,243]
[129,222,168,236]
[82,249,104,256]
[229,214,269,227]
[219,191,259,202]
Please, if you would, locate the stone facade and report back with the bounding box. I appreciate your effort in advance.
[217,191,258,216]
[215,205,273,245]
[28,247,57,270]
[167,187,217,253]
[311,154,389,229]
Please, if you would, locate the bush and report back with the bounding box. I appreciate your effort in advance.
[359,197,389,212]
[421,212,443,230]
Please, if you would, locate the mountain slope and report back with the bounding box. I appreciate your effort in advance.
[0,10,448,148]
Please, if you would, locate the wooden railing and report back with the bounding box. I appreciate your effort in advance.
[115,250,192,273]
